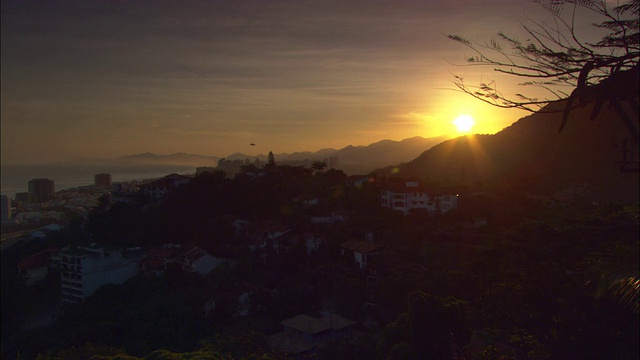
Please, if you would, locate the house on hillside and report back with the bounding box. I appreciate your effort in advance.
[293,194,320,207]
[220,214,250,236]
[380,180,458,215]
[302,232,323,255]
[345,175,370,187]
[288,232,325,255]
[340,239,382,269]
[269,313,356,355]
[140,245,180,276]
[180,246,228,275]
[310,211,347,225]
[17,247,59,285]
[248,220,292,255]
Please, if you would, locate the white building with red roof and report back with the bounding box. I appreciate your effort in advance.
[140,246,180,276]
[380,180,458,215]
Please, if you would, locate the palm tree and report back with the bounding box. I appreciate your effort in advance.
[588,240,639,314]
[311,161,327,174]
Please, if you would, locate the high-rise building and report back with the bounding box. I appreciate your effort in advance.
[28,178,54,203]
[1,195,11,223]
[327,156,339,170]
[15,192,31,203]
[94,173,112,187]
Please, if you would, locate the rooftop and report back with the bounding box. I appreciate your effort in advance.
[340,239,382,254]
[145,247,177,259]
[59,247,97,257]
[18,247,59,270]
[182,246,207,262]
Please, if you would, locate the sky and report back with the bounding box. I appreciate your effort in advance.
[1,0,610,164]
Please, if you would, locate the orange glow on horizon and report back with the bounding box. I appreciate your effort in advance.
[428,93,529,138]
[406,93,521,140]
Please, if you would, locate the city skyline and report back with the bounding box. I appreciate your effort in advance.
[1,0,609,164]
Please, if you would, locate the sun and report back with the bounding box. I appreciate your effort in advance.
[452,115,475,133]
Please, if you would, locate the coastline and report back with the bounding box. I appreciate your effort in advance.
[1,164,195,197]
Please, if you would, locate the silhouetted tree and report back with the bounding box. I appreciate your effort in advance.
[311,160,327,174]
[449,0,639,142]
[324,168,348,185]
[377,291,470,360]
[266,151,276,169]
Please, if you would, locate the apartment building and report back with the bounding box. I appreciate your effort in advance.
[380,180,458,215]
[59,244,142,304]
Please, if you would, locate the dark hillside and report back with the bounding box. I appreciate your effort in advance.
[388,100,638,202]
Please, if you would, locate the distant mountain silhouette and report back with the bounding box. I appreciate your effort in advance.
[380,101,638,203]
[61,135,448,172]
[225,135,451,174]
[336,136,452,174]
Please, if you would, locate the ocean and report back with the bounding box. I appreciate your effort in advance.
[1,164,195,197]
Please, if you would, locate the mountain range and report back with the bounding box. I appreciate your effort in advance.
[380,100,638,203]
[224,135,451,174]
[73,135,452,174]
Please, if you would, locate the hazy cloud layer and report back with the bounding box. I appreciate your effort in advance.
[2,0,597,164]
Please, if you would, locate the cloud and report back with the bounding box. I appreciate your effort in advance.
[0,0,571,164]
[392,112,438,125]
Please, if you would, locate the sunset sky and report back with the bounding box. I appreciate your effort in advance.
[1,0,609,164]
